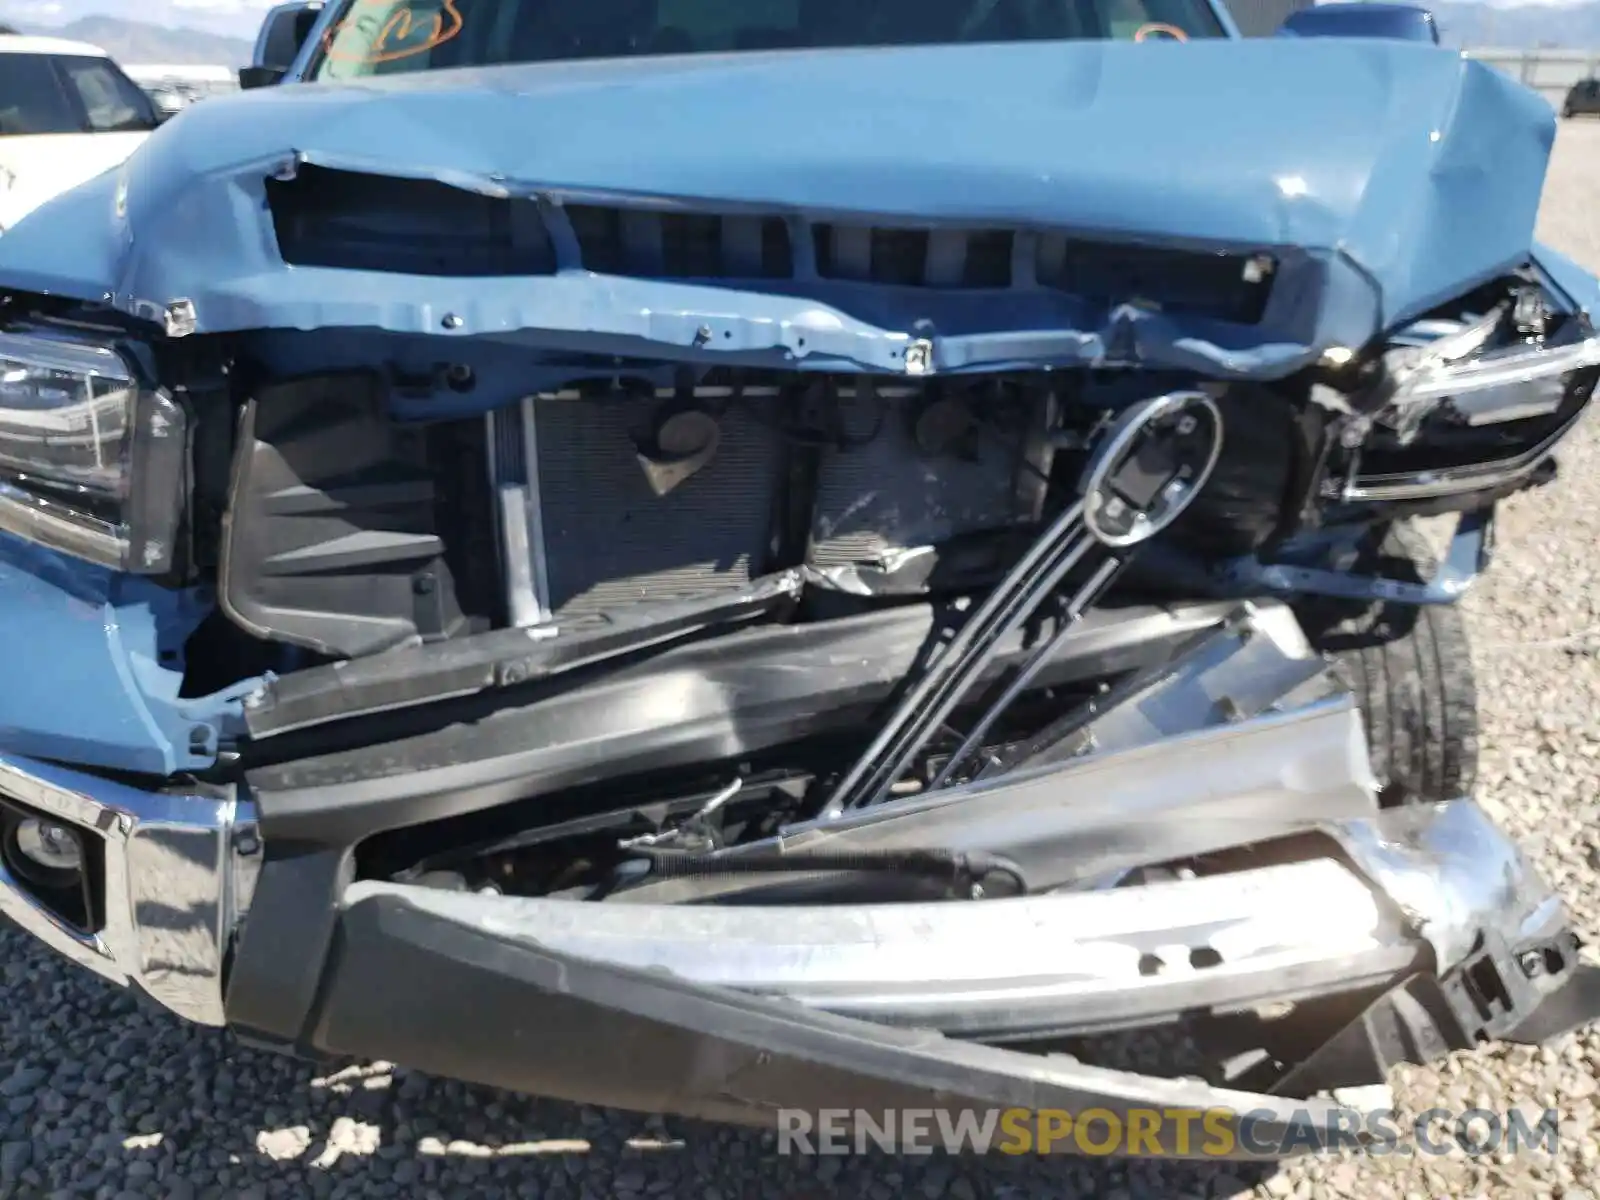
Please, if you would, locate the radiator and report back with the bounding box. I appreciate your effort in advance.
[486,379,1051,624]
[488,390,785,622]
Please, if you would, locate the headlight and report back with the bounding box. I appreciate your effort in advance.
[0,330,186,573]
[1396,330,1600,405]
[1382,306,1600,434]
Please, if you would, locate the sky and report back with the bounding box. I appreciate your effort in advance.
[1,0,1594,40]
[1,0,282,38]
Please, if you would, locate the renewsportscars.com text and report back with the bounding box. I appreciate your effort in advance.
[777,1106,1562,1158]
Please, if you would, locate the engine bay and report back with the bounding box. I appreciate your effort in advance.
[173,274,1586,903]
[0,262,1585,904]
[215,366,1305,663]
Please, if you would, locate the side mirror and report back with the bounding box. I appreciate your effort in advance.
[1278,3,1441,44]
[238,65,289,90]
[242,0,324,87]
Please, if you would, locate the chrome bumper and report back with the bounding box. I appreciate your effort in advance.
[0,754,257,1027]
[0,604,1582,1052]
[0,749,1579,1047]
[348,799,1568,1040]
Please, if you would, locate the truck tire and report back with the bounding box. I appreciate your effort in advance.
[1296,524,1479,807]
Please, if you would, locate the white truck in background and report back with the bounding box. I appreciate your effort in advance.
[0,33,160,233]
[122,63,238,121]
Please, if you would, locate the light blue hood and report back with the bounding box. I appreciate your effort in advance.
[0,38,1568,378]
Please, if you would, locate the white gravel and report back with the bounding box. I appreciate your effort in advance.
[4,123,1600,1200]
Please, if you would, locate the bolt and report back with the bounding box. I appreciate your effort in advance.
[903,338,934,376]
[441,313,464,331]
[1520,949,1546,979]
[694,325,713,345]
[1176,414,1197,436]
[1340,420,1370,448]
[164,300,199,339]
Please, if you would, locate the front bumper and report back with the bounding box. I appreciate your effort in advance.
[0,757,1596,1153]
[0,609,1597,1152]
[0,754,256,1027]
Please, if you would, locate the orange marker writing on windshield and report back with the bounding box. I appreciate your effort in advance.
[324,0,465,64]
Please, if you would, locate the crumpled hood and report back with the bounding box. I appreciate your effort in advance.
[0,39,1563,377]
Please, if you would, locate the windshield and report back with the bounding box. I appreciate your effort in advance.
[309,0,1226,81]
[0,54,81,135]
[0,53,157,136]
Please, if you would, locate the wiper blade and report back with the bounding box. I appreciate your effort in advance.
[242,570,805,738]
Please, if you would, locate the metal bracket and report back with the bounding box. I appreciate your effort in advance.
[1217,507,1494,606]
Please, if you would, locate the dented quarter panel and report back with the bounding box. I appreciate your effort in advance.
[0,40,1558,378]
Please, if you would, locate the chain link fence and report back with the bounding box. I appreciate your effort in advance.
[1465,47,1599,108]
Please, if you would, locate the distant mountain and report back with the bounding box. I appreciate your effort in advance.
[0,15,254,65]
[1432,1,1600,46]
[4,1,1599,67]
[0,1,269,41]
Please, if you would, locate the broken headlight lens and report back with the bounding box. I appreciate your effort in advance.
[0,330,185,573]
[1386,311,1600,412]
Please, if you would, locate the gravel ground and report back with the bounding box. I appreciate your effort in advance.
[4,124,1600,1200]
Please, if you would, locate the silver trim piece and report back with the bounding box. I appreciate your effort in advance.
[345,792,1572,1040]
[1335,407,1585,503]
[626,616,1377,905]
[1395,330,1600,406]
[351,857,1414,1037]
[1079,390,1224,548]
[1329,798,1566,974]
[0,483,125,569]
[1225,507,1492,605]
[486,396,551,627]
[0,754,256,1026]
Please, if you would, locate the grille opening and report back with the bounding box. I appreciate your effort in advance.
[815,224,929,285]
[266,165,557,277]
[264,169,1274,319]
[870,227,930,286]
[567,204,625,274]
[964,229,1016,288]
[1036,235,1273,324]
[568,207,794,279]
[660,212,724,277]
[814,225,1024,289]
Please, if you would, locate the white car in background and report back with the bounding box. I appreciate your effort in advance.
[0,34,161,233]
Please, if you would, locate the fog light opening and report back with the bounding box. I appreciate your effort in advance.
[0,803,99,933]
[11,818,83,879]
[3,814,85,896]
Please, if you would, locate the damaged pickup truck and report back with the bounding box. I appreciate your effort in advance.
[0,0,1597,1151]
